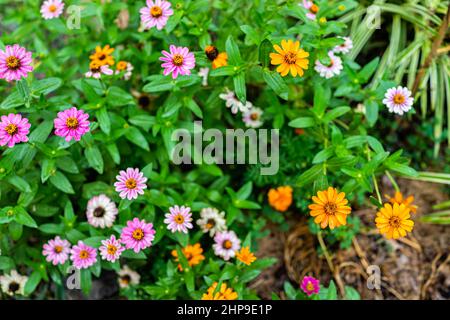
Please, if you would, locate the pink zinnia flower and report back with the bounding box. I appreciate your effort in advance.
[382,86,414,115]
[160,45,196,79]
[70,241,97,269]
[40,0,65,20]
[0,44,33,82]
[140,0,174,30]
[120,218,155,253]
[54,107,90,142]
[302,0,319,20]
[99,235,125,262]
[42,236,71,265]
[333,36,353,54]
[242,107,263,128]
[213,231,241,261]
[300,276,320,296]
[315,51,343,79]
[114,168,147,200]
[0,113,31,148]
[164,205,193,233]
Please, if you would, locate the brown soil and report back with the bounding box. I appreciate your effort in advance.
[251,179,450,300]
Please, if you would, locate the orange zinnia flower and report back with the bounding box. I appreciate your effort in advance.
[375,203,414,239]
[268,186,293,212]
[308,187,351,229]
[89,45,115,66]
[205,45,228,69]
[201,282,238,300]
[270,39,309,77]
[236,246,257,266]
[171,243,205,271]
[386,191,418,214]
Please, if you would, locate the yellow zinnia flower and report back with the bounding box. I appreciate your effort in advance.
[116,60,128,71]
[90,45,115,66]
[268,186,293,212]
[386,191,418,214]
[270,39,309,77]
[205,45,228,69]
[375,203,414,239]
[308,187,352,229]
[201,282,238,300]
[236,246,257,266]
[171,243,205,271]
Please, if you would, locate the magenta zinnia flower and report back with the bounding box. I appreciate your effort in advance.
[70,241,97,269]
[160,45,196,79]
[120,218,155,253]
[0,44,33,82]
[114,168,147,200]
[42,236,71,266]
[0,113,31,148]
[300,276,320,296]
[164,205,193,233]
[54,107,90,142]
[382,86,414,115]
[40,0,65,20]
[99,235,125,262]
[140,0,173,30]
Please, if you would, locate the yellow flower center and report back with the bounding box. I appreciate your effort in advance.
[49,4,57,12]
[284,52,297,65]
[54,245,63,253]
[205,219,215,229]
[310,4,319,13]
[107,244,117,255]
[306,282,314,291]
[324,202,337,215]
[223,240,232,249]
[250,113,259,121]
[125,178,137,189]
[65,117,79,129]
[393,94,405,104]
[132,228,144,240]
[5,124,18,135]
[79,250,89,259]
[172,54,184,66]
[6,56,20,70]
[150,6,163,17]
[388,216,401,229]
[174,214,185,225]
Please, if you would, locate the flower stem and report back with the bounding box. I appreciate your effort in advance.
[385,170,400,192]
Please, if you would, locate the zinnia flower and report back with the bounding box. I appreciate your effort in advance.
[235,246,257,266]
[0,113,31,148]
[308,187,352,229]
[386,191,418,214]
[213,230,241,261]
[219,89,252,114]
[117,265,140,288]
[115,60,133,80]
[70,241,97,269]
[201,282,238,300]
[120,218,155,253]
[160,45,196,79]
[99,235,125,262]
[85,60,114,79]
[42,236,71,265]
[164,205,193,233]
[315,51,343,79]
[140,0,173,30]
[0,270,28,296]
[89,45,115,66]
[86,194,118,228]
[302,0,319,20]
[268,186,293,212]
[375,203,414,239]
[242,107,263,128]
[54,107,90,142]
[205,45,228,69]
[270,39,309,77]
[0,44,33,81]
[40,0,65,20]
[114,168,148,200]
[382,86,414,115]
[333,36,353,54]
[197,207,227,237]
[171,243,205,271]
[300,276,320,296]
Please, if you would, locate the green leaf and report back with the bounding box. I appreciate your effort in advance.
[283,281,297,300]
[85,146,104,174]
[233,73,246,103]
[31,77,62,95]
[80,269,92,295]
[14,206,38,228]
[263,70,289,100]
[96,108,110,134]
[129,114,155,131]
[259,39,273,68]
[312,84,330,117]
[24,271,42,296]
[49,171,75,194]
[107,86,134,106]
[125,127,150,151]
[296,164,323,186]
[9,221,23,240]
[7,175,31,192]
[41,158,56,183]
[365,100,379,127]
[288,117,316,128]
[225,36,242,65]
[323,106,351,123]
[326,280,338,300]
[0,256,15,270]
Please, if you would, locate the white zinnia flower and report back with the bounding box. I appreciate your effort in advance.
[117,265,140,288]
[198,67,209,86]
[219,89,252,114]
[197,207,227,237]
[242,107,263,128]
[315,51,343,79]
[333,36,353,54]
[0,270,28,296]
[86,194,118,228]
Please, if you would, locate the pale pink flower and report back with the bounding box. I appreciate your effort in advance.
[242,107,263,128]
[0,44,33,81]
[333,36,353,54]
[160,45,196,79]
[382,86,414,115]
[86,194,118,228]
[140,0,173,30]
[40,0,65,20]
[0,113,31,148]
[54,107,90,142]
[114,168,147,200]
[164,205,193,233]
[300,276,320,296]
[213,231,241,261]
[315,51,343,79]
[99,235,125,262]
[70,241,97,269]
[120,218,155,253]
[85,64,113,79]
[42,236,71,265]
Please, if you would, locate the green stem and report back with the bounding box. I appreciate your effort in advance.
[385,170,400,192]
